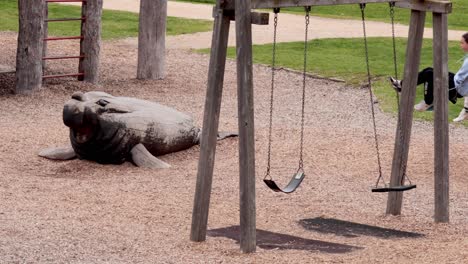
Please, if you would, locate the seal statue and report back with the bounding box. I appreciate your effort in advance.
[39,91,236,168]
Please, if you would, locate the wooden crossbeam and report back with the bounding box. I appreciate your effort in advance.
[220,0,405,9]
[212,7,269,25]
[220,0,451,13]
[395,0,452,14]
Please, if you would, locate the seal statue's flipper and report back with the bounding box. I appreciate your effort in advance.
[39,146,77,160]
[217,131,238,140]
[131,143,171,169]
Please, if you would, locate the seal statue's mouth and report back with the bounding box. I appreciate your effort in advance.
[73,126,93,143]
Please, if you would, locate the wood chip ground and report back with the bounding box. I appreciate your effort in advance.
[0,31,467,263]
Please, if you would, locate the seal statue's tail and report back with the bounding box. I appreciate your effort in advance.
[217,131,238,140]
[195,131,238,144]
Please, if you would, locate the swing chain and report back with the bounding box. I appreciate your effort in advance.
[389,2,411,186]
[360,3,384,184]
[265,8,280,180]
[390,1,404,185]
[298,6,311,172]
[389,1,401,124]
[389,2,398,80]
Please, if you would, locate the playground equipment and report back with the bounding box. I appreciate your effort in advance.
[191,0,452,253]
[14,0,166,94]
[262,7,309,194]
[15,0,102,93]
[263,3,416,194]
[358,3,417,192]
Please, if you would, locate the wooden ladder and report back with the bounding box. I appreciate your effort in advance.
[42,0,87,80]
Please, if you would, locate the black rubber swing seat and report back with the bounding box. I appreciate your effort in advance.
[371,184,416,193]
[263,171,305,193]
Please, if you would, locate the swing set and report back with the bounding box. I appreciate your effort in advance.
[262,3,416,194]
[191,0,453,253]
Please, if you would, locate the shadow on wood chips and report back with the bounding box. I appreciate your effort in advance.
[207,226,361,253]
[299,217,425,239]
[0,73,15,95]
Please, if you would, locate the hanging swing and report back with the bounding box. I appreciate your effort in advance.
[359,2,416,193]
[262,7,311,194]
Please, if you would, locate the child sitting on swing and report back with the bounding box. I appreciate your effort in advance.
[389,32,468,122]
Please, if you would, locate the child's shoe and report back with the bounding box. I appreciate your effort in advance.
[389,76,402,92]
[453,108,468,122]
[414,100,433,112]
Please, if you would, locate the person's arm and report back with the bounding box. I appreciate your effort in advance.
[454,57,468,88]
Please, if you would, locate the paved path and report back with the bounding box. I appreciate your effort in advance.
[64,0,465,49]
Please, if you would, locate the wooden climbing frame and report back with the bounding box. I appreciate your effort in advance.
[15,0,102,93]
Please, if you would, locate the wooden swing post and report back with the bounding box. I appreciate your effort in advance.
[432,10,450,223]
[386,0,451,223]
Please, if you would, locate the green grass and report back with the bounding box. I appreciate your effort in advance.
[0,0,213,39]
[199,37,467,122]
[173,0,468,31]
[284,0,467,31]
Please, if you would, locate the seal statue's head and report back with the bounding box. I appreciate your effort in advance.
[64,91,97,143]
[62,91,136,163]
[63,91,131,143]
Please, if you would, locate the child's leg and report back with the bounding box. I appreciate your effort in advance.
[390,67,434,93]
[417,67,434,85]
[418,68,434,104]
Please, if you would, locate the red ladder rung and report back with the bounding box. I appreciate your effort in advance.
[44,36,83,41]
[46,17,86,22]
[43,73,84,79]
[42,55,85,60]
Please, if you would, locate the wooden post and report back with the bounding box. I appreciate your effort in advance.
[190,7,231,242]
[137,0,167,80]
[432,12,449,223]
[386,9,426,215]
[78,0,103,83]
[235,0,256,253]
[15,0,44,94]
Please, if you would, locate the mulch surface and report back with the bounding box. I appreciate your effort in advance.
[1,31,467,263]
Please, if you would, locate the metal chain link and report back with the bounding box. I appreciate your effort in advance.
[298,6,311,172]
[360,3,384,186]
[264,8,280,180]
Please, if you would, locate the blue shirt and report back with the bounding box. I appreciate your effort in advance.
[455,55,468,96]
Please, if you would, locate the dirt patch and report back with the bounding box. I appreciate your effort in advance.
[1,31,467,263]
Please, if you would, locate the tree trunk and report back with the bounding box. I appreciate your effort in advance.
[15,0,44,94]
[79,0,103,83]
[137,0,167,80]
